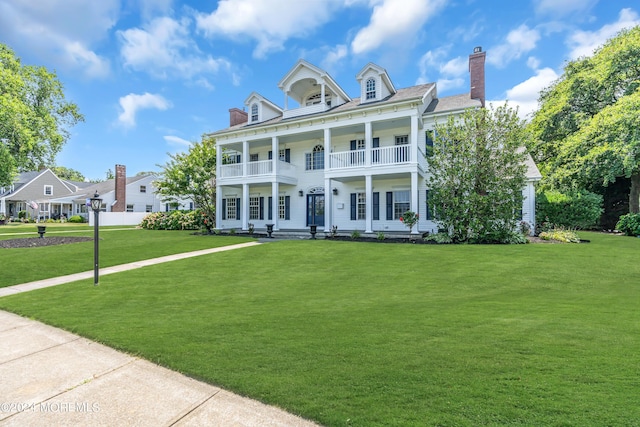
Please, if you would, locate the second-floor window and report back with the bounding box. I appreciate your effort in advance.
[250,153,259,162]
[305,145,324,170]
[44,185,53,196]
[251,103,258,122]
[366,78,376,100]
[140,185,146,193]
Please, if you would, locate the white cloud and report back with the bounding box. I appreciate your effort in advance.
[351,0,447,55]
[415,48,465,92]
[526,56,541,70]
[163,135,192,147]
[117,93,172,128]
[487,24,540,68]
[567,8,640,59]
[489,67,559,119]
[118,16,231,79]
[534,0,598,16]
[196,0,343,58]
[0,0,117,78]
[321,44,348,71]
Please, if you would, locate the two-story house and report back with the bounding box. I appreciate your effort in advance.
[210,47,541,234]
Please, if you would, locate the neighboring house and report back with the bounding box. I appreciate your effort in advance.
[0,164,193,222]
[0,169,81,220]
[210,47,541,234]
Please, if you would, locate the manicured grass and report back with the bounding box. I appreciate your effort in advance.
[0,227,253,287]
[0,232,638,426]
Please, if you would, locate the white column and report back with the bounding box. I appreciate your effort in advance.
[411,171,419,234]
[411,115,419,164]
[271,182,279,230]
[365,175,373,233]
[321,83,326,105]
[272,136,279,175]
[242,140,248,177]
[365,121,372,166]
[0,197,5,215]
[324,177,332,232]
[242,183,249,231]
[324,128,331,170]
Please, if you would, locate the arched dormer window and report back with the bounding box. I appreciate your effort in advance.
[305,93,332,107]
[251,103,258,122]
[365,78,376,100]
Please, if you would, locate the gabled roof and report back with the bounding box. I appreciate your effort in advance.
[356,62,396,95]
[277,59,351,103]
[425,93,482,114]
[0,169,75,198]
[244,92,283,113]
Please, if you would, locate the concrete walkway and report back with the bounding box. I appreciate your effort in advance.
[0,242,321,426]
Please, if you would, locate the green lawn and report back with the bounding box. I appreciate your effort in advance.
[0,226,253,287]
[0,232,639,426]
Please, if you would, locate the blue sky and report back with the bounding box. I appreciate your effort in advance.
[0,0,638,181]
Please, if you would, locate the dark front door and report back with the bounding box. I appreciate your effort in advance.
[306,194,325,226]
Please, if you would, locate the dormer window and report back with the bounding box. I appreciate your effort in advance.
[365,78,376,100]
[305,93,332,107]
[251,103,258,122]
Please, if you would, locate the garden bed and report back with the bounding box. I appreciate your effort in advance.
[0,236,93,249]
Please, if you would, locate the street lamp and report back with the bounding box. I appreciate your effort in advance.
[90,192,102,286]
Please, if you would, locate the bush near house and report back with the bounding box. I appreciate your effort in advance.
[140,210,205,231]
[536,189,603,231]
[615,213,640,236]
[68,215,85,223]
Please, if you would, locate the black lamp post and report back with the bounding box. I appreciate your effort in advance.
[90,192,102,286]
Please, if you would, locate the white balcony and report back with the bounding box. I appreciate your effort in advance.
[219,159,297,183]
[329,144,413,169]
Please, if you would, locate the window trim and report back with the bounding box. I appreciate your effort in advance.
[365,77,376,100]
[44,185,53,196]
[251,103,258,122]
[139,185,146,193]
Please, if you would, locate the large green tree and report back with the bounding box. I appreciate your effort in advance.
[528,26,640,213]
[0,43,83,187]
[427,104,528,243]
[155,135,217,232]
[51,166,85,182]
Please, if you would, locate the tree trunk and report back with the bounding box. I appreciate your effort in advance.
[630,172,640,214]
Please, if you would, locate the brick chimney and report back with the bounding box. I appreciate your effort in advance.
[469,46,486,107]
[113,164,126,212]
[229,108,248,127]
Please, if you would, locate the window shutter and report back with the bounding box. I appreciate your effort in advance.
[386,192,393,220]
[268,197,272,220]
[350,140,356,150]
[425,190,431,220]
[284,196,290,220]
[285,148,291,163]
[268,151,273,160]
[350,193,356,220]
[259,197,264,220]
[236,198,240,220]
[373,192,379,220]
[373,137,379,148]
[222,199,227,220]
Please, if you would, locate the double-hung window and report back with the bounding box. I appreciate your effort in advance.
[225,198,237,220]
[366,78,376,100]
[249,197,260,220]
[44,185,53,196]
[251,103,258,122]
[386,191,410,220]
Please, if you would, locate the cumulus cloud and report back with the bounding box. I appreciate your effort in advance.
[117,93,172,128]
[567,8,640,59]
[489,67,559,119]
[487,24,540,68]
[351,0,447,55]
[118,16,231,79]
[415,47,466,93]
[321,44,348,71]
[196,0,343,58]
[0,0,117,78]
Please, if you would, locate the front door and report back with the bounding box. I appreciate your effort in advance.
[306,194,325,226]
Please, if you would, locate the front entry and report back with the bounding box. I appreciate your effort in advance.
[306,194,325,226]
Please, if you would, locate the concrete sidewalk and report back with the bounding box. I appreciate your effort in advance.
[0,241,321,426]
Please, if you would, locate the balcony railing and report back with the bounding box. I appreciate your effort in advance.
[219,160,296,179]
[329,144,412,169]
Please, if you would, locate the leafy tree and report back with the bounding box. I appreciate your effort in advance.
[528,26,640,213]
[51,166,85,182]
[427,104,528,243]
[0,43,84,187]
[155,135,217,232]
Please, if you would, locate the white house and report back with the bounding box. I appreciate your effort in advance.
[210,47,541,234]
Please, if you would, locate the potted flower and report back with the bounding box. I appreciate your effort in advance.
[400,210,419,234]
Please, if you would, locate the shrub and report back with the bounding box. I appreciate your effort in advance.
[615,213,640,236]
[376,231,385,241]
[18,211,27,219]
[351,230,361,239]
[536,190,603,230]
[539,229,581,243]
[140,210,205,230]
[68,215,85,223]
[424,232,453,244]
